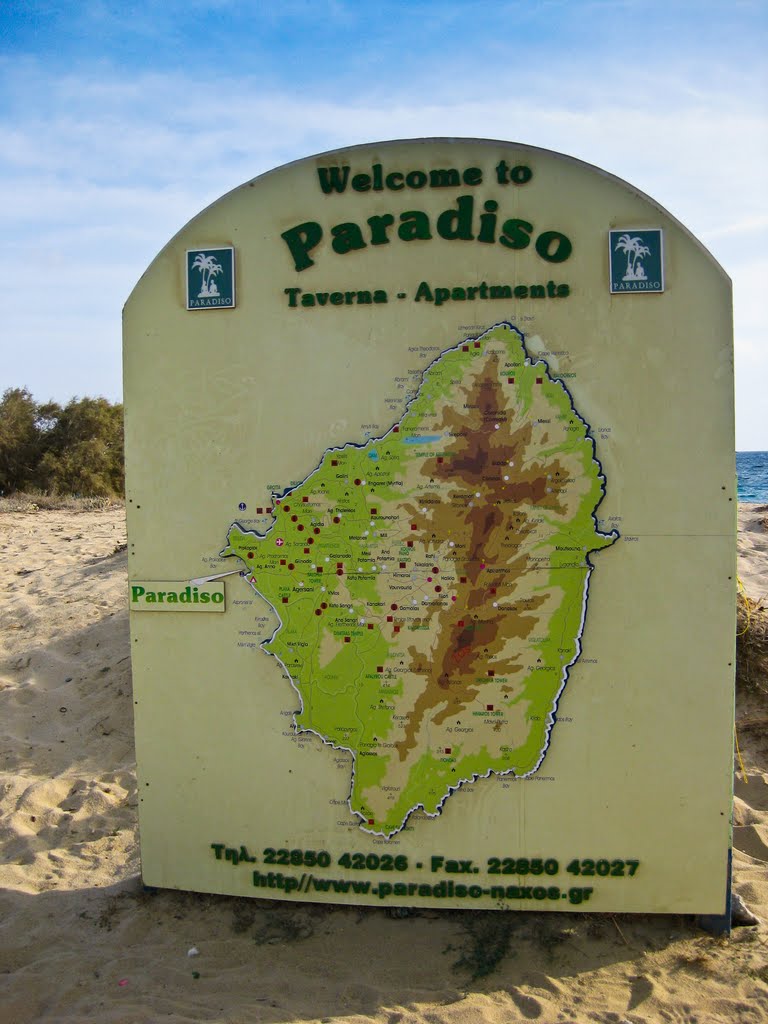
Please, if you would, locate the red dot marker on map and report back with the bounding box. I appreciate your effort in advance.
[275,538,284,546]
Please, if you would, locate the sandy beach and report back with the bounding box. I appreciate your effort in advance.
[1,503,766,1024]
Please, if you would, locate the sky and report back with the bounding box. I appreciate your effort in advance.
[1,0,766,447]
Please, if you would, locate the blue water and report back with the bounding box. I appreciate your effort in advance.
[405,435,442,444]
[737,452,768,502]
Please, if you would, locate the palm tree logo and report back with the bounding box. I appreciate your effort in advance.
[192,252,224,297]
[614,234,652,282]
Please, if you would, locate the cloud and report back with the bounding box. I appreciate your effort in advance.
[1,57,765,443]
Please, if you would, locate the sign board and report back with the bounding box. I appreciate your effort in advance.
[124,139,735,914]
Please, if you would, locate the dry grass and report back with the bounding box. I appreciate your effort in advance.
[0,491,124,513]
[737,591,768,697]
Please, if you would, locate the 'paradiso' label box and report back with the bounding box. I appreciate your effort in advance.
[130,581,226,611]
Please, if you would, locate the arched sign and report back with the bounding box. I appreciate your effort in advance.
[124,139,734,915]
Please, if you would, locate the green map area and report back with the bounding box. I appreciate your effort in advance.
[222,323,617,836]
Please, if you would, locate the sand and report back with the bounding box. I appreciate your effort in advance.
[1,503,766,1024]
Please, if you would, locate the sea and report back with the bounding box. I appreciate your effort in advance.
[737,452,768,502]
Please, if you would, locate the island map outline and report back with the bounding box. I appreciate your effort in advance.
[221,322,618,837]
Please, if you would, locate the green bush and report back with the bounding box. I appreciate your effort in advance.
[0,388,124,497]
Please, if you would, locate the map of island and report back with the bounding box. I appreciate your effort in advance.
[222,323,617,836]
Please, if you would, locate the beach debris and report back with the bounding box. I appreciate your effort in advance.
[118,979,129,987]
[187,946,200,957]
[386,906,415,919]
[192,971,201,979]
[731,892,760,927]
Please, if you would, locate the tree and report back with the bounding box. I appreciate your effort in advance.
[37,396,124,496]
[0,388,61,494]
